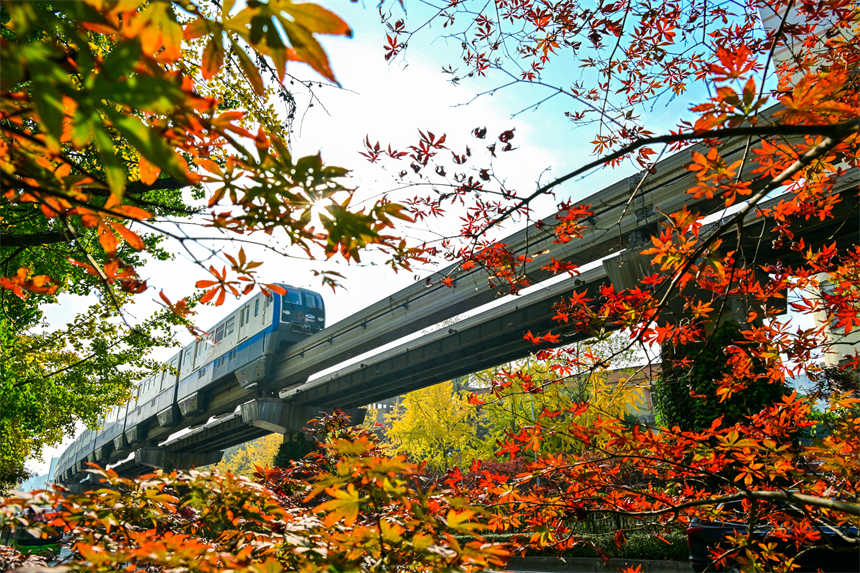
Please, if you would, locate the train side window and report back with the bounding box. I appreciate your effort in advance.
[198,366,206,378]
[214,324,224,342]
[254,298,259,317]
[315,294,323,309]
[239,307,245,327]
[226,317,235,335]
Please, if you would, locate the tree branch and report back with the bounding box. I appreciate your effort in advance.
[478,120,860,239]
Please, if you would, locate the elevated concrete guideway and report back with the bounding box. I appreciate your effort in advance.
[110,182,857,471]
[278,184,860,413]
[60,106,858,481]
[267,133,770,391]
[135,120,775,454]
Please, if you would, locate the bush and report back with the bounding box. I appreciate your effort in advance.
[653,320,789,431]
[1,413,509,572]
[475,530,688,561]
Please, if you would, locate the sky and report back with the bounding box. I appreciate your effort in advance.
[26,1,765,476]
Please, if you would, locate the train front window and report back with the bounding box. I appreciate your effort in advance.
[281,289,301,322]
[302,292,319,308]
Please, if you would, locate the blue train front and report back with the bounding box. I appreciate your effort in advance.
[54,285,325,482]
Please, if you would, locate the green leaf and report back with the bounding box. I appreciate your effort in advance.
[101,40,143,82]
[313,484,363,526]
[92,75,181,115]
[295,153,323,175]
[31,89,65,144]
[93,127,127,198]
[109,111,188,184]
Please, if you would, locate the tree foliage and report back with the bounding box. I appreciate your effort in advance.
[0,0,424,487]
[211,433,283,477]
[0,295,187,489]
[380,353,647,469]
[653,320,790,431]
[381,380,485,470]
[1,0,419,298]
[1,414,509,572]
[3,0,860,570]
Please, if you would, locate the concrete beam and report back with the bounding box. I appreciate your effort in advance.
[239,398,367,435]
[240,398,311,434]
[134,447,223,470]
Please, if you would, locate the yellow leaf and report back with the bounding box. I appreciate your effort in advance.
[412,532,433,551]
[446,508,477,529]
[380,518,404,542]
[278,2,352,36]
[313,484,363,526]
[278,19,337,83]
[233,43,265,96]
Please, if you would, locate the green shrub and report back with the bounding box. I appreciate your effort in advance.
[653,320,789,431]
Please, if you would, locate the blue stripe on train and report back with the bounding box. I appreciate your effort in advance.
[176,295,280,390]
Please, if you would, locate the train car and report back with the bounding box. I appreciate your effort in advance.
[93,402,128,463]
[173,286,324,418]
[58,285,326,481]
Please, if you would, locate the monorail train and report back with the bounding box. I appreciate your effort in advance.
[54,285,325,482]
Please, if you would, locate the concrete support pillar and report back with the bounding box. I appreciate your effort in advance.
[273,432,314,467]
[604,247,786,429]
[256,403,368,468]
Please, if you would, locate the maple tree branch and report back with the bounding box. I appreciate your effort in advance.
[481,486,860,520]
[478,120,860,239]
[614,490,860,518]
[641,121,860,344]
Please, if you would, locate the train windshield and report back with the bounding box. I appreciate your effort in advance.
[302,292,322,308]
[281,289,324,328]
